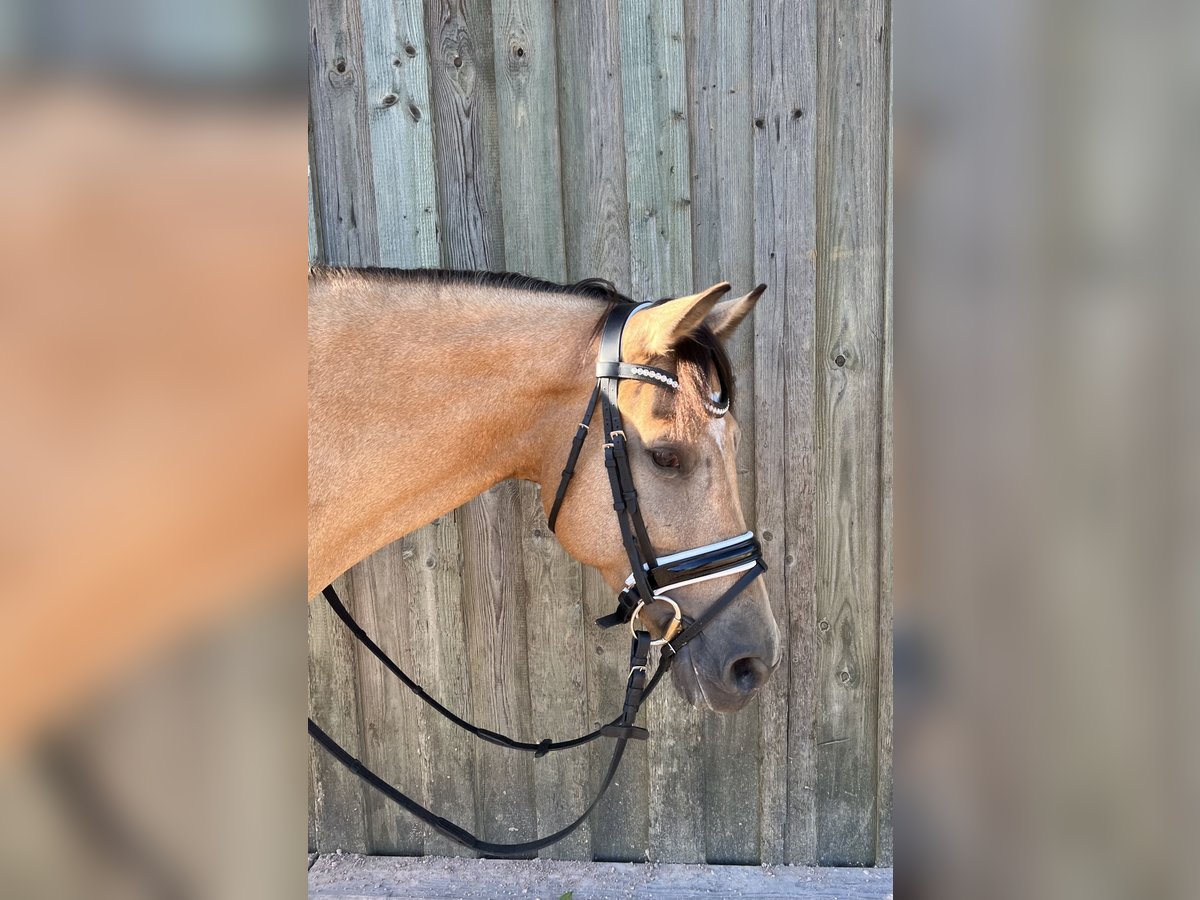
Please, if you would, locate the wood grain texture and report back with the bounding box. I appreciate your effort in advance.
[347,549,425,854]
[813,0,889,866]
[685,0,760,865]
[556,0,631,288]
[751,0,820,866]
[427,0,504,268]
[554,0,647,863]
[491,0,566,278]
[329,0,445,856]
[308,122,321,265]
[618,0,703,865]
[402,518,479,858]
[309,0,379,265]
[360,0,439,267]
[308,574,369,852]
[426,0,539,855]
[875,4,894,865]
[490,0,591,860]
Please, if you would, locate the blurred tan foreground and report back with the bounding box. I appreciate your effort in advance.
[895,1,1198,898]
[0,80,306,897]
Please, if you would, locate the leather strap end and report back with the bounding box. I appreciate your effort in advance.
[599,724,649,741]
[595,612,626,629]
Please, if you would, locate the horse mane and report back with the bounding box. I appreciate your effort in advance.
[309,266,735,427]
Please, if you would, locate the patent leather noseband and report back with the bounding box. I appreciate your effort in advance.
[308,301,766,855]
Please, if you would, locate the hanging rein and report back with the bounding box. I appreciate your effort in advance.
[308,300,766,855]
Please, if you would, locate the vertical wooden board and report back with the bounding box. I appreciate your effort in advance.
[309,721,319,853]
[427,0,505,268]
[308,574,369,852]
[813,0,888,866]
[427,0,539,854]
[307,0,378,841]
[518,501,590,860]
[875,5,894,865]
[619,0,693,298]
[555,0,646,862]
[310,0,379,265]
[360,0,440,268]
[339,2,444,847]
[455,481,539,853]
[346,548,426,854]
[404,516,479,857]
[491,0,591,860]
[492,0,567,279]
[686,0,760,865]
[752,0,819,866]
[581,566,651,863]
[308,117,321,266]
[619,0,703,864]
[557,0,632,287]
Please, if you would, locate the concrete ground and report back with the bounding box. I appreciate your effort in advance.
[308,852,894,900]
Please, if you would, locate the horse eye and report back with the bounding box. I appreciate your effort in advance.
[650,448,681,470]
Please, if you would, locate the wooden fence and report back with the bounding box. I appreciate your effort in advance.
[308,0,892,866]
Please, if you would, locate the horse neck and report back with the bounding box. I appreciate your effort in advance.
[308,274,597,589]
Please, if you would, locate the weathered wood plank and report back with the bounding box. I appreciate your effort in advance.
[751,0,819,866]
[308,574,369,852]
[557,0,632,289]
[308,119,321,265]
[309,0,379,266]
[554,0,648,863]
[875,5,894,865]
[309,854,895,900]
[360,0,439,268]
[335,1,444,856]
[490,0,591,861]
[491,0,566,279]
[345,549,426,854]
[813,0,889,866]
[619,0,703,864]
[402,518,479,858]
[427,0,539,855]
[427,0,505,268]
[455,481,539,854]
[685,0,760,865]
[619,0,693,297]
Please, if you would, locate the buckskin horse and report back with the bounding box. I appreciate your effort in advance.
[308,267,780,853]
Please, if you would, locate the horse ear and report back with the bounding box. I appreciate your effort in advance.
[625,282,732,356]
[705,284,766,343]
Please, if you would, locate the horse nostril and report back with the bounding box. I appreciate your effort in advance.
[727,656,771,695]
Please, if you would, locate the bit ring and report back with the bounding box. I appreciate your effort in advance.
[629,596,682,646]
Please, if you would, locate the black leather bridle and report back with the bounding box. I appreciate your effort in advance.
[308,300,766,855]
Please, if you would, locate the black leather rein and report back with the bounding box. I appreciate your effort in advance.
[308,300,766,855]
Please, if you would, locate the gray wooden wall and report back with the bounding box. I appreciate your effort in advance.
[308,0,892,866]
